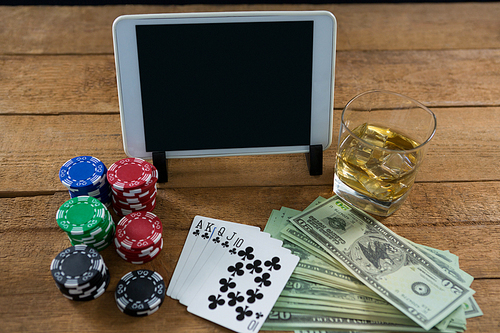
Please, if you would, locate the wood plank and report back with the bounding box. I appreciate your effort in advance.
[1,224,497,282]
[335,49,500,108]
[1,106,499,191]
[2,3,500,55]
[0,55,117,114]
[0,292,231,333]
[2,49,500,115]
[0,278,495,333]
[0,222,496,332]
[4,183,500,231]
[1,4,496,333]
[1,185,499,278]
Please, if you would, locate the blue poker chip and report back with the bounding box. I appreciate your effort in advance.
[59,156,107,189]
[67,176,109,195]
[69,184,112,201]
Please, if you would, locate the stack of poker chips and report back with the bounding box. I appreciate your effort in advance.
[59,156,112,207]
[56,196,115,251]
[114,211,163,264]
[115,269,166,317]
[51,245,110,301]
[107,158,158,217]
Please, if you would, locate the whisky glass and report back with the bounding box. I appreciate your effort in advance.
[334,90,437,216]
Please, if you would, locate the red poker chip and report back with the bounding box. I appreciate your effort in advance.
[112,200,156,218]
[112,186,155,199]
[112,201,156,218]
[112,195,156,212]
[113,166,158,195]
[115,247,161,264]
[112,186,157,204]
[108,160,158,217]
[115,238,163,260]
[107,158,153,191]
[111,174,157,197]
[115,211,163,251]
[114,237,157,256]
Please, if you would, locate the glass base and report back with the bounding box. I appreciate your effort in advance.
[333,174,410,217]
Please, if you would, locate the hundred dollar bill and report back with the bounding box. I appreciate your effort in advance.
[288,196,475,331]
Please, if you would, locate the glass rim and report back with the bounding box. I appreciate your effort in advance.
[341,90,437,153]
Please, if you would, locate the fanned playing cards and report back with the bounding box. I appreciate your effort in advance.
[167,216,299,333]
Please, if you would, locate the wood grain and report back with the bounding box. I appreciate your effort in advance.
[1,49,500,115]
[1,106,500,192]
[0,224,497,332]
[1,4,498,333]
[0,272,496,333]
[1,187,499,279]
[1,3,500,55]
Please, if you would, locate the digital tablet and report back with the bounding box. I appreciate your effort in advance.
[113,11,336,159]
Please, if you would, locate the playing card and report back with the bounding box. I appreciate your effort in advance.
[178,230,280,306]
[168,216,260,299]
[176,220,264,302]
[167,216,206,297]
[187,231,299,333]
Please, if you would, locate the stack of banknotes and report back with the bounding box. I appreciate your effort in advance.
[262,196,483,333]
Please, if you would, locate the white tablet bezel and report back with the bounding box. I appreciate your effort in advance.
[113,11,336,159]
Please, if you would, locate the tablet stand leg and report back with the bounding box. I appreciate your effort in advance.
[306,144,323,176]
[152,151,168,183]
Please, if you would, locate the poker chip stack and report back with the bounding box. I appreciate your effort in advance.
[114,211,163,264]
[115,269,166,316]
[56,196,115,251]
[50,245,110,301]
[107,158,158,217]
[59,156,112,207]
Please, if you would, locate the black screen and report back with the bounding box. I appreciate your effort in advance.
[136,21,314,152]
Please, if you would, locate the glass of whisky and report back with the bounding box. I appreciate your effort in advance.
[334,90,437,216]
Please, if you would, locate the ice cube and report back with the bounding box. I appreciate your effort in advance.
[361,125,389,148]
[357,175,394,201]
[380,153,416,178]
[344,139,373,167]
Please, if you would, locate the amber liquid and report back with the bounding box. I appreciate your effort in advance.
[336,123,421,202]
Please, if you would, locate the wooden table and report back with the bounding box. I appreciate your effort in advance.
[1,3,499,332]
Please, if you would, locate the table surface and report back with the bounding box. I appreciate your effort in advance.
[1,3,499,333]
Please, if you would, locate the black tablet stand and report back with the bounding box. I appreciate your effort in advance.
[152,151,169,183]
[152,145,322,183]
[306,144,323,176]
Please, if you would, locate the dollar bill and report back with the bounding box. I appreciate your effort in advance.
[262,311,458,332]
[310,197,481,322]
[264,208,300,239]
[267,207,379,297]
[410,241,482,320]
[272,298,414,326]
[287,196,475,331]
[279,277,394,311]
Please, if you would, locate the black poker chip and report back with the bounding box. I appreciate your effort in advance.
[115,269,165,316]
[50,245,110,301]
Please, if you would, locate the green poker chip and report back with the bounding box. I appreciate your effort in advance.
[69,211,113,242]
[70,224,115,251]
[56,196,115,251]
[56,196,107,236]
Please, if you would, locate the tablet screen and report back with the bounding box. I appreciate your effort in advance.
[135,21,314,153]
